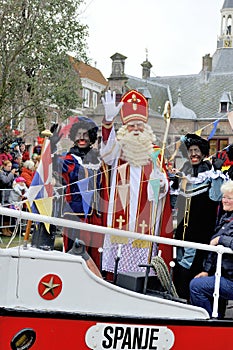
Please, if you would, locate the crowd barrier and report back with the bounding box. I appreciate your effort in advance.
[0,188,32,238]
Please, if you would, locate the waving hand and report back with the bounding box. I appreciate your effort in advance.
[101,90,123,122]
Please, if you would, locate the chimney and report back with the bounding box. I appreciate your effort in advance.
[141,59,153,79]
[202,54,212,72]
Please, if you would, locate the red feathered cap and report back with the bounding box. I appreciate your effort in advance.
[120,90,148,125]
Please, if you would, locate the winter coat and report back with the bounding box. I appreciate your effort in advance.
[20,167,35,187]
[0,169,15,204]
[8,182,28,204]
[204,211,233,280]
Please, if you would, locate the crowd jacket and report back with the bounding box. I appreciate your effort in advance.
[20,167,35,187]
[203,211,233,280]
[0,169,15,204]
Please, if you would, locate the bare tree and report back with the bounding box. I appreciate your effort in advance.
[0,0,89,137]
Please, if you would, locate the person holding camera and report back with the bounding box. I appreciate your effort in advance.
[0,160,18,236]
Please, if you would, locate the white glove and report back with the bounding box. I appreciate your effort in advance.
[101,90,123,121]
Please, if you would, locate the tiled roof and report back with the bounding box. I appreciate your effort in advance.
[172,96,197,120]
[70,57,108,87]
[223,0,233,9]
[127,59,233,120]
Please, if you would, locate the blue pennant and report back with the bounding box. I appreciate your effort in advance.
[78,177,93,218]
[208,119,220,140]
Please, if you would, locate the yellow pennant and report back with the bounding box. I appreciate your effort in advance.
[194,129,202,136]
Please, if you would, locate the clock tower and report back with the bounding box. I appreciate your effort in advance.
[217,0,233,49]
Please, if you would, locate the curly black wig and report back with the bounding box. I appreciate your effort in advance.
[69,116,98,145]
[183,133,210,157]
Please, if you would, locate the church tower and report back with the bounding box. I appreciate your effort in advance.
[217,0,233,48]
[212,0,233,72]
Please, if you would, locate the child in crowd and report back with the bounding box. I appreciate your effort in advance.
[9,176,28,210]
[20,160,35,187]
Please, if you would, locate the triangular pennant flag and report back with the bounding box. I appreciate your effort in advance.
[194,128,202,136]
[78,177,93,218]
[228,111,233,130]
[117,184,129,211]
[118,163,128,186]
[34,198,53,217]
[150,149,161,168]
[208,119,220,140]
[149,178,160,204]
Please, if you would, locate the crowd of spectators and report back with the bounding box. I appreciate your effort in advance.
[0,139,41,236]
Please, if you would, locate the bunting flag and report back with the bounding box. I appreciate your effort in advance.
[118,163,127,185]
[208,119,220,140]
[149,178,161,205]
[228,111,233,130]
[117,184,129,212]
[150,149,161,168]
[194,129,202,136]
[117,163,129,211]
[27,139,53,233]
[78,177,93,218]
[149,149,161,204]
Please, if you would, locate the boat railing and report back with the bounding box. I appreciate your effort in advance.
[0,205,231,318]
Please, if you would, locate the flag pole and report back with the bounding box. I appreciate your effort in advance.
[160,101,171,170]
[148,101,171,264]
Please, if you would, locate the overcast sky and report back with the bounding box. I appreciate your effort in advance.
[79,0,224,78]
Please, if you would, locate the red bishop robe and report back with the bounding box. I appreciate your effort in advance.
[100,123,173,274]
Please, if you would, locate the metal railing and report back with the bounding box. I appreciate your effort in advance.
[0,205,232,319]
[0,188,31,233]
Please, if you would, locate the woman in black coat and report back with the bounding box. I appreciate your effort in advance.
[190,180,233,318]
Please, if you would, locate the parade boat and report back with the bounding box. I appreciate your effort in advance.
[0,206,233,350]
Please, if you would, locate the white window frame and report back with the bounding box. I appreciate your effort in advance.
[83,89,90,108]
[93,92,98,109]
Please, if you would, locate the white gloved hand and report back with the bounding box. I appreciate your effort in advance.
[101,90,123,121]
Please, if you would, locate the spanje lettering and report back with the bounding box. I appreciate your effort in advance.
[102,326,159,349]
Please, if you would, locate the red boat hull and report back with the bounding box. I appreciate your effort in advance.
[1,309,233,350]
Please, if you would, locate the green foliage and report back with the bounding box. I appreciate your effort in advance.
[0,0,89,134]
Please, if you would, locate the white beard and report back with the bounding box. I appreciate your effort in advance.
[117,124,156,167]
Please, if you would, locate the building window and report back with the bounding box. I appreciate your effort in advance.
[209,138,228,154]
[220,102,228,113]
[93,92,98,109]
[83,89,90,108]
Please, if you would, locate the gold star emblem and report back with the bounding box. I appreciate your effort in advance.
[41,276,61,296]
